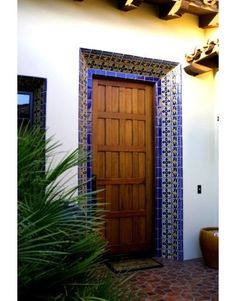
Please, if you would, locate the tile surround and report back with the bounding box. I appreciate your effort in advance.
[18,75,47,129]
[79,48,183,260]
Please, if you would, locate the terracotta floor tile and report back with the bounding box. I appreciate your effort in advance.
[125,257,218,301]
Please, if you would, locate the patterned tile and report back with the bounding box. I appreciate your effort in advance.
[79,48,183,260]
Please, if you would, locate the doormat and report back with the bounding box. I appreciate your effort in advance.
[106,257,164,273]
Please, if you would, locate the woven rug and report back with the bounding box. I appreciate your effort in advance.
[106,257,163,273]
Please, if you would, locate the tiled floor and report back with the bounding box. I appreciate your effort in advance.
[124,258,218,301]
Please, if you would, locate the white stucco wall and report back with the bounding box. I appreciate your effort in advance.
[182,71,219,259]
[18,0,219,260]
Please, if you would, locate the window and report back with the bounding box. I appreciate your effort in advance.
[17,91,33,128]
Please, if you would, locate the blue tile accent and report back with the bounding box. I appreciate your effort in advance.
[156,147,162,157]
[87,98,92,110]
[126,73,137,79]
[87,88,92,100]
[87,79,92,89]
[156,156,162,168]
[156,249,162,257]
[137,75,145,80]
[178,127,183,136]
[153,77,160,82]
[144,76,154,81]
[156,126,162,137]
[88,70,93,79]
[156,117,162,127]
[156,177,162,188]
[87,134,92,145]
[177,240,183,250]
[156,223,162,237]
[156,187,162,199]
[177,177,183,188]
[156,136,162,147]
[177,210,183,220]
[177,167,183,177]
[177,115,182,124]
[156,167,162,178]
[95,69,106,76]
[178,189,183,198]
[156,238,162,249]
[106,71,114,76]
[157,197,162,209]
[116,72,125,78]
[178,252,183,261]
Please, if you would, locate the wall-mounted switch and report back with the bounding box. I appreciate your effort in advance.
[197,185,202,194]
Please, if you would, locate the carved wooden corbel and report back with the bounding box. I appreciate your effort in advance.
[203,0,217,6]
[157,0,218,28]
[185,47,202,64]
[199,12,218,28]
[119,0,143,11]
[159,0,188,20]
[184,38,219,76]
[203,38,219,55]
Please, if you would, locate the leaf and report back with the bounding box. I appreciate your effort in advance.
[18,125,133,301]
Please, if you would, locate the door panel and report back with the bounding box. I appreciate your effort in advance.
[92,78,154,255]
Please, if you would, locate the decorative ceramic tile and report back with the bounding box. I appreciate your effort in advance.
[79,48,183,260]
[17,75,47,129]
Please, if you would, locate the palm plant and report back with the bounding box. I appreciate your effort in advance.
[18,125,132,301]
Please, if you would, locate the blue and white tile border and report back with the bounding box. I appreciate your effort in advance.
[79,48,183,260]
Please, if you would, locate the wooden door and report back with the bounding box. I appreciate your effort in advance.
[92,78,154,255]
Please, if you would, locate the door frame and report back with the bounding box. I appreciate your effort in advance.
[79,48,183,260]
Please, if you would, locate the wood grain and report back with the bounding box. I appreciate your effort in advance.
[92,78,154,255]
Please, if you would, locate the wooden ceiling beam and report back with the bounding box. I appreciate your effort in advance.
[119,0,144,11]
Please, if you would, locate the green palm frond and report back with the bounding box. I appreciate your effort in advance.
[18,124,133,301]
